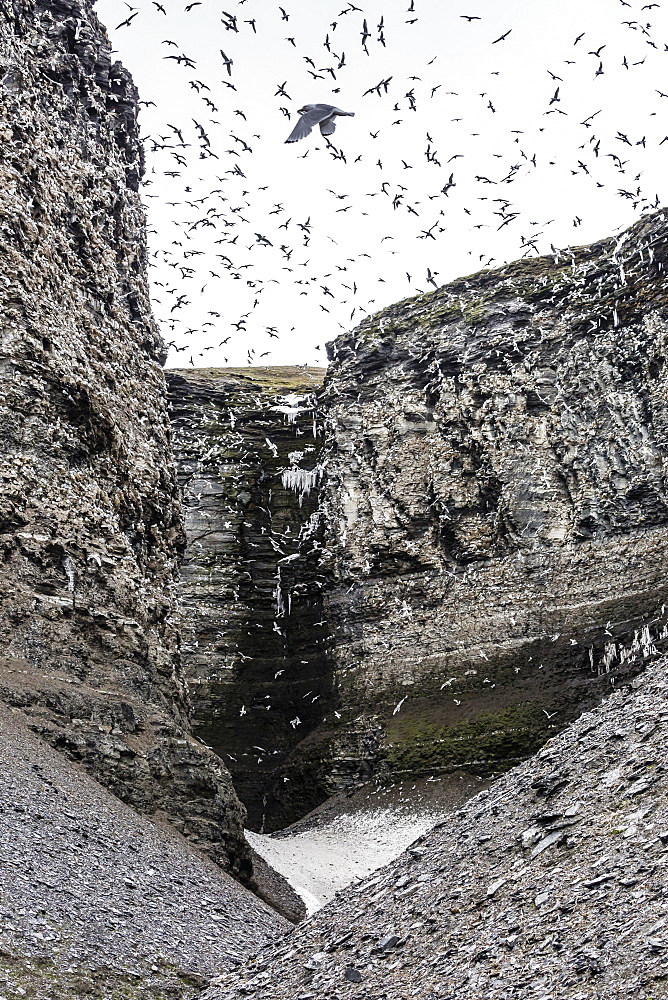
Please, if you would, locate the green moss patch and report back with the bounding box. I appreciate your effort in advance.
[383,702,549,776]
[0,953,202,999]
[168,365,326,395]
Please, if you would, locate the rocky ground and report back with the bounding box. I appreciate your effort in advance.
[248,773,488,914]
[205,655,668,1000]
[0,703,287,1000]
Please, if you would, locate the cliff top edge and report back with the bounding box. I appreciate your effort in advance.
[166,366,326,394]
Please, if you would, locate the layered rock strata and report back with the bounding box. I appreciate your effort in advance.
[306,210,668,787]
[167,367,333,831]
[206,652,668,1000]
[169,213,668,828]
[0,0,248,875]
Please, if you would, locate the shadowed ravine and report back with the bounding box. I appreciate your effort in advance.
[4,1,668,995]
[168,211,668,839]
[167,367,336,831]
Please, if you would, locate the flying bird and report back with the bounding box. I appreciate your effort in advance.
[116,9,139,28]
[285,103,355,142]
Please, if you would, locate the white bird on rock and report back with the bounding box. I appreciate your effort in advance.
[285,103,355,143]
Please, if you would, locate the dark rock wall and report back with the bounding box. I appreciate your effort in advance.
[167,214,668,829]
[312,211,668,786]
[0,0,249,876]
[167,367,334,831]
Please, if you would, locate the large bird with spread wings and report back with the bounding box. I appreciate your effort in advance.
[285,103,355,143]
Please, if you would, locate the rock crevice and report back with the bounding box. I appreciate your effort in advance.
[167,367,334,831]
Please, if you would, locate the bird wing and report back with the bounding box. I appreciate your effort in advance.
[319,116,337,136]
[285,106,335,143]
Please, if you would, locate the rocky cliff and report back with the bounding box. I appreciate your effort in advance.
[4,4,668,992]
[169,213,668,831]
[0,0,248,876]
[308,209,668,790]
[167,367,333,831]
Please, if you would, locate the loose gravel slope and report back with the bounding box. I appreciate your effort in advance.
[205,657,668,1000]
[0,704,287,999]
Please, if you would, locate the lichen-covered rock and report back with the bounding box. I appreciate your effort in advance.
[314,210,668,785]
[167,367,335,831]
[0,0,248,876]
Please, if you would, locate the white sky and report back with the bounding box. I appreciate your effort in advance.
[94,0,668,368]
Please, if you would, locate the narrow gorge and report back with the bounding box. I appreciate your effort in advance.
[168,212,668,838]
[166,365,333,831]
[2,0,668,998]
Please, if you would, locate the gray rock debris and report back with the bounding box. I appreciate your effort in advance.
[204,652,668,999]
[0,704,287,999]
[0,0,249,875]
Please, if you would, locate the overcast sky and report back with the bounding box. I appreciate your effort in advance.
[94,0,668,369]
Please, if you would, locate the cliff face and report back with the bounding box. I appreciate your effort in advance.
[0,0,248,875]
[167,367,333,831]
[310,210,668,787]
[167,214,668,830]
[204,212,668,998]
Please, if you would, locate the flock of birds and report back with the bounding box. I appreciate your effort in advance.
[100,0,668,367]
